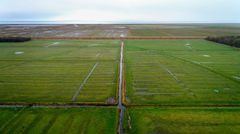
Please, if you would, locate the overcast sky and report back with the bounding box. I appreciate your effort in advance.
[0,0,240,23]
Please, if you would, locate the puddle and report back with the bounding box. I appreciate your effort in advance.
[46,42,60,47]
[233,76,240,80]
[15,52,24,55]
[185,44,192,49]
[120,34,125,37]
[52,42,59,45]
[203,55,210,57]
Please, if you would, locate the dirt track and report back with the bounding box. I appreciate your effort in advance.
[71,62,99,102]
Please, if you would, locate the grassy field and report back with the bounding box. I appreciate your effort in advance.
[128,24,240,36]
[1,38,240,133]
[125,40,240,105]
[0,107,117,134]
[124,107,240,134]
[0,40,119,103]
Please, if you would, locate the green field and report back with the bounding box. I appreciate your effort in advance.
[0,107,117,134]
[124,107,240,134]
[128,24,240,36]
[125,40,240,105]
[0,40,119,103]
[1,38,240,133]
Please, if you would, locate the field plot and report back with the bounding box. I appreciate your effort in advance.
[128,24,240,36]
[124,107,240,134]
[0,40,119,103]
[125,40,240,105]
[0,107,117,134]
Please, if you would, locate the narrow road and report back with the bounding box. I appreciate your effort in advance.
[118,40,125,134]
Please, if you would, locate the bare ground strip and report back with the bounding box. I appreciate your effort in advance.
[71,62,99,102]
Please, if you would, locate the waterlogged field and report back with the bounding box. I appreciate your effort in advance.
[0,40,119,103]
[124,107,240,134]
[0,24,129,37]
[0,107,117,134]
[125,40,240,105]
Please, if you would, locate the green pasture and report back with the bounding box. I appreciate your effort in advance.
[0,107,117,134]
[128,24,240,36]
[125,40,240,105]
[124,107,240,134]
[0,40,119,103]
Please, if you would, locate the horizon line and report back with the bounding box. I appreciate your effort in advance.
[0,21,240,25]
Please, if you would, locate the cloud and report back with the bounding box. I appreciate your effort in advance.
[0,0,239,23]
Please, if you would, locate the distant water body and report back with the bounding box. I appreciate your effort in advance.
[0,21,120,24]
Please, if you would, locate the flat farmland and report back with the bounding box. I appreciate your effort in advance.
[125,40,240,105]
[124,107,240,134]
[0,107,117,134]
[0,40,119,103]
[128,24,240,36]
[0,37,240,134]
[129,28,240,36]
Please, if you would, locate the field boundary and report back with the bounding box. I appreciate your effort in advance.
[33,36,206,40]
[0,103,117,107]
[0,103,240,108]
[124,104,240,107]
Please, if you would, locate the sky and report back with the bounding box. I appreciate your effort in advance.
[0,0,240,23]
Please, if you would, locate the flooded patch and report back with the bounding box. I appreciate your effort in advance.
[46,42,60,47]
[120,34,125,37]
[185,43,192,49]
[233,76,240,80]
[114,26,127,29]
[214,89,219,93]
[203,55,210,57]
[15,52,24,55]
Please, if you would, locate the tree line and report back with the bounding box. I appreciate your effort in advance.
[0,37,31,42]
[206,36,240,48]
